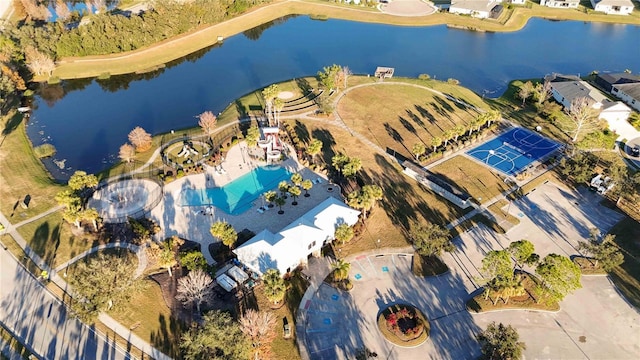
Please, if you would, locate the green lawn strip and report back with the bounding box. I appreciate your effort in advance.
[46,2,640,81]
[107,279,184,358]
[467,273,559,313]
[0,234,43,277]
[429,156,509,204]
[607,217,640,309]
[337,82,486,162]
[411,253,448,277]
[0,111,63,220]
[16,212,104,269]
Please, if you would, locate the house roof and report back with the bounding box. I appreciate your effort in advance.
[551,81,608,105]
[450,0,495,12]
[546,73,582,83]
[613,83,640,101]
[234,196,361,275]
[598,73,640,85]
[601,101,632,112]
[593,0,634,6]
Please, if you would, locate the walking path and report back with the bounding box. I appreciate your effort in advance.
[53,242,148,278]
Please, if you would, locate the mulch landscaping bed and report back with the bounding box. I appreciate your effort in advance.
[467,273,560,313]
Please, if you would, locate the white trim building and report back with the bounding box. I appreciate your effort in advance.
[590,0,634,15]
[612,83,640,112]
[449,0,502,19]
[550,80,608,110]
[540,0,579,8]
[233,196,360,276]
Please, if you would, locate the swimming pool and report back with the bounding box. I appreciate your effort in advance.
[466,128,562,176]
[181,166,293,215]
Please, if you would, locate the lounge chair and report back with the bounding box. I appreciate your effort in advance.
[316,177,323,184]
[257,207,264,214]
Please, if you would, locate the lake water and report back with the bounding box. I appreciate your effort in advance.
[27,17,640,178]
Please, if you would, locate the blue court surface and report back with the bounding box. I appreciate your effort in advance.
[466,128,561,176]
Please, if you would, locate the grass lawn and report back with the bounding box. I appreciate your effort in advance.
[108,279,185,358]
[487,199,521,226]
[16,212,104,268]
[573,256,606,275]
[337,82,487,162]
[0,111,63,221]
[411,253,448,277]
[608,217,640,310]
[286,120,468,258]
[46,2,640,80]
[429,156,510,204]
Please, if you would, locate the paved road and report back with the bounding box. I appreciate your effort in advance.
[0,246,134,360]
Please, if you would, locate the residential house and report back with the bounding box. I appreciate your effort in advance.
[549,80,608,109]
[233,196,360,276]
[595,73,640,93]
[540,0,579,8]
[590,0,634,15]
[599,101,632,124]
[612,83,640,112]
[449,0,503,19]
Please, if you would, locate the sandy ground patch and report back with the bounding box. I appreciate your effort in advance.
[278,91,295,100]
[379,0,437,17]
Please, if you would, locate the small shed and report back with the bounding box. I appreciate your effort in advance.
[216,273,238,292]
[375,67,394,79]
[227,265,249,284]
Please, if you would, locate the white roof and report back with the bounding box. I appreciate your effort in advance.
[450,0,495,12]
[216,273,238,292]
[594,0,633,6]
[234,196,360,275]
[227,265,249,283]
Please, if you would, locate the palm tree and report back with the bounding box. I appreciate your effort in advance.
[301,179,313,197]
[452,125,465,143]
[263,190,277,208]
[81,207,100,232]
[288,186,301,205]
[307,139,323,165]
[262,269,287,305]
[275,196,286,214]
[347,189,374,220]
[274,97,285,127]
[262,84,278,126]
[210,221,238,248]
[334,223,354,245]
[442,129,454,147]
[332,259,351,282]
[412,142,426,161]
[430,136,442,152]
[343,157,362,178]
[290,173,303,187]
[362,185,383,210]
[278,181,289,199]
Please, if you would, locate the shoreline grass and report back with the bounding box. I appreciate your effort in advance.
[43,1,640,81]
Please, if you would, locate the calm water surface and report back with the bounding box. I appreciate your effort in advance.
[27,17,640,178]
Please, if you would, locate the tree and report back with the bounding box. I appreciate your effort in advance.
[181,251,208,271]
[430,136,442,152]
[533,80,552,108]
[264,190,277,207]
[63,206,82,228]
[307,138,323,164]
[68,170,98,194]
[452,125,465,142]
[343,157,362,178]
[318,64,341,91]
[210,221,238,248]
[340,65,352,89]
[128,126,153,152]
[24,46,55,76]
[55,0,72,22]
[558,96,601,142]
[274,196,286,214]
[245,125,260,148]
[332,259,351,281]
[69,253,143,322]
[412,142,426,160]
[21,0,51,22]
[485,110,501,127]
[158,243,177,277]
[290,173,303,187]
[262,269,287,305]
[332,153,349,175]
[476,322,526,360]
[118,143,136,165]
[176,269,213,313]
[278,180,289,198]
[273,97,284,127]
[239,310,276,359]
[507,240,539,271]
[518,81,535,106]
[347,189,373,220]
[288,185,301,205]
[578,233,624,271]
[55,189,81,210]
[481,250,513,283]
[334,223,354,245]
[81,207,100,232]
[362,185,383,209]
[301,179,313,197]
[442,129,454,147]
[410,222,454,257]
[198,111,217,139]
[262,84,278,125]
[181,310,251,360]
[535,254,582,302]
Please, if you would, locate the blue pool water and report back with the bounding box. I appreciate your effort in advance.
[466,128,562,176]
[181,166,292,215]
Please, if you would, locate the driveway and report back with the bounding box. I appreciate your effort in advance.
[298,181,640,359]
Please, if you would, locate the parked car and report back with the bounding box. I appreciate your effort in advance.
[631,146,640,157]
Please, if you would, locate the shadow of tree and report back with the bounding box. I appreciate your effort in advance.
[1,112,23,136]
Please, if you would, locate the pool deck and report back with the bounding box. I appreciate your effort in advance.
[149,142,339,263]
